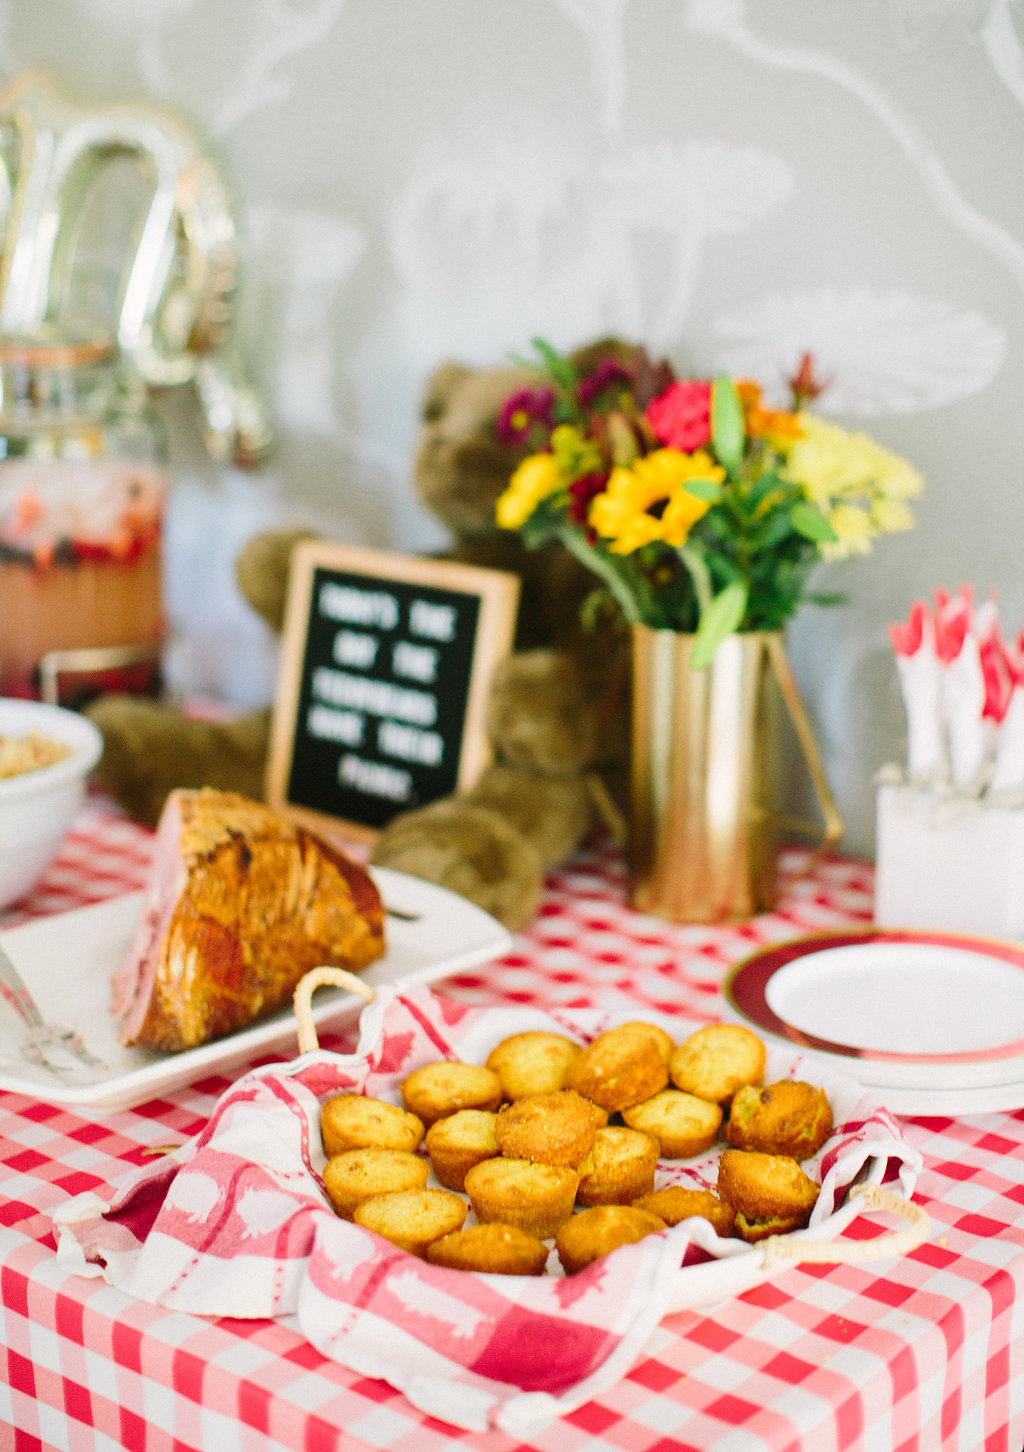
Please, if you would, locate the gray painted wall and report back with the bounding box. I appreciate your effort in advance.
[4,0,1022,859]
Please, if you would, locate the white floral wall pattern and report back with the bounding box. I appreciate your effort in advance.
[1,0,1021,855]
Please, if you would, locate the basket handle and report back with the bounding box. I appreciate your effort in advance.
[758,1183,930,1269]
[292,966,377,1054]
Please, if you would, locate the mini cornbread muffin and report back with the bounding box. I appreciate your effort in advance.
[632,1185,735,1238]
[669,1024,766,1104]
[716,1148,820,1243]
[426,1222,550,1276]
[322,1147,429,1219]
[622,1089,723,1159]
[555,1205,667,1275]
[576,1125,660,1206]
[613,1021,675,1065]
[425,1109,499,1191]
[566,1027,669,1113]
[464,1157,580,1239]
[400,1060,502,1127]
[492,1090,596,1168]
[485,1030,582,1099]
[352,1187,468,1256]
[322,1093,425,1157]
[725,1080,834,1160]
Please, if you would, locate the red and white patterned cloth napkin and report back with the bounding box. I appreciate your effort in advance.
[52,985,923,1435]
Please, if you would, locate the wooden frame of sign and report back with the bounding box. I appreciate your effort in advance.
[266,539,521,843]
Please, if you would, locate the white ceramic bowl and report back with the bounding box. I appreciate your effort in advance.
[0,698,104,910]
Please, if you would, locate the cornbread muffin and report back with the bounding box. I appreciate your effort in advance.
[492,1090,596,1168]
[732,1208,813,1243]
[632,1185,735,1237]
[566,1028,669,1113]
[716,1148,820,1242]
[576,1125,660,1206]
[425,1109,499,1191]
[464,1157,580,1239]
[725,1080,833,1160]
[555,1205,667,1275]
[669,1024,766,1104]
[400,1060,502,1127]
[612,1020,675,1065]
[426,1222,550,1276]
[485,1030,582,1099]
[622,1089,723,1159]
[322,1093,425,1156]
[322,1147,429,1219]
[352,1187,468,1256]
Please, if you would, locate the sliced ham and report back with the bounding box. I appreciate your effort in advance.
[113,788,385,1052]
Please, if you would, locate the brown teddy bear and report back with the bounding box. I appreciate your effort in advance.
[87,344,636,929]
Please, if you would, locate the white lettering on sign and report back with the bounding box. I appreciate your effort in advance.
[312,667,437,726]
[339,753,412,802]
[391,640,439,683]
[319,583,399,630]
[332,630,379,669]
[378,720,444,766]
[307,704,364,747]
[409,599,457,641]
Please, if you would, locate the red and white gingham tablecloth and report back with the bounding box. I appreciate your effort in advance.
[1,791,1023,1452]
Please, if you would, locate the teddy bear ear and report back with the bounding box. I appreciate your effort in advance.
[235,527,317,633]
[421,360,471,421]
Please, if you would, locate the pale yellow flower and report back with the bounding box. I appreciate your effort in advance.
[589,448,720,555]
[785,415,923,556]
[871,496,916,534]
[823,502,874,558]
[550,424,603,480]
[496,452,562,529]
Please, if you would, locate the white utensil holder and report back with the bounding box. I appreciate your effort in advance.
[875,782,1024,940]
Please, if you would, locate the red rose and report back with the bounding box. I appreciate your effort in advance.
[645,380,712,452]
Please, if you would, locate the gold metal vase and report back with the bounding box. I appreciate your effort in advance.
[628,628,842,923]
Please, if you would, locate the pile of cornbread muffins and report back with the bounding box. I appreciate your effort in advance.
[319,1021,834,1277]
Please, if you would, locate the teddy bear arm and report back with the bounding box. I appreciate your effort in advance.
[371,799,543,932]
[85,696,271,828]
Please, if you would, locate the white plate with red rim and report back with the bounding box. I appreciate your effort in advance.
[724,927,1024,1115]
[0,868,511,1113]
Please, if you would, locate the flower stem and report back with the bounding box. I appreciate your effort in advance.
[678,543,712,617]
[558,529,643,625]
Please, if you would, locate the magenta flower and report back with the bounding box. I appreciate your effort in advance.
[645,380,713,453]
[497,387,556,445]
[576,359,631,409]
[567,471,609,527]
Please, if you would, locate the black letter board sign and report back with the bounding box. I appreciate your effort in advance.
[267,541,520,841]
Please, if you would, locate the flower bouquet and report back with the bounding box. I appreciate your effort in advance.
[495,340,924,921]
[496,341,923,667]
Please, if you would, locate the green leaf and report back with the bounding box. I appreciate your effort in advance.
[710,375,746,474]
[748,511,794,552]
[691,581,749,670]
[745,469,786,509]
[680,477,724,503]
[791,502,838,543]
[531,337,578,390]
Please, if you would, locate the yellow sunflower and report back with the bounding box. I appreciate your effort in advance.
[589,448,721,555]
[495,452,563,530]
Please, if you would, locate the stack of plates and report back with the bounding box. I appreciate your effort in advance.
[725,928,1024,1115]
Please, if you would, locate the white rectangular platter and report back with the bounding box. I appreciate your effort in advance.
[0,868,512,1113]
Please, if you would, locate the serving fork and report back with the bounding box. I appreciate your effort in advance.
[0,939,107,1074]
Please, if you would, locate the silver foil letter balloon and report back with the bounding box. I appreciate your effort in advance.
[0,67,272,466]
